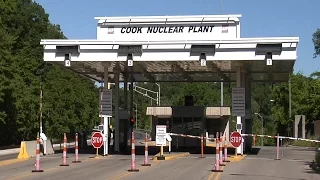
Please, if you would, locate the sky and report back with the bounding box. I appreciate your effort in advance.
[36,0,319,76]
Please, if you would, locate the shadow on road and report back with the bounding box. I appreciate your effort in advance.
[54,145,161,156]
[246,147,261,155]
[53,145,262,157]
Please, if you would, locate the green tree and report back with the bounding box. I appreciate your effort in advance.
[0,0,100,145]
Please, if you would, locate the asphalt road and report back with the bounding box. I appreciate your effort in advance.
[0,154,18,161]
[0,146,319,180]
[221,146,320,180]
[121,154,217,180]
[0,152,217,180]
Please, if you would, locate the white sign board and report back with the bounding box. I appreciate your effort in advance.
[127,59,133,67]
[266,58,272,66]
[65,60,71,67]
[97,22,238,41]
[200,59,206,66]
[156,125,167,146]
[232,88,245,117]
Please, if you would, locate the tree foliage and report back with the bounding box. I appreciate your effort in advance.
[0,0,99,146]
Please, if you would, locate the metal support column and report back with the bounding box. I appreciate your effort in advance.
[245,73,252,152]
[103,66,109,156]
[124,73,128,110]
[236,66,245,155]
[114,65,120,152]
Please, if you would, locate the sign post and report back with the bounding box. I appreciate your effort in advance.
[230,131,243,156]
[91,132,103,158]
[156,125,166,160]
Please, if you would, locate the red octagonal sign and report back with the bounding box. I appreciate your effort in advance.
[91,132,103,149]
[230,131,242,148]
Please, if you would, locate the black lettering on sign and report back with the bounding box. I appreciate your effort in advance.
[188,26,214,33]
[120,27,142,33]
[120,26,214,33]
[147,26,185,33]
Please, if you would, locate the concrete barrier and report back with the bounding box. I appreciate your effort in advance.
[17,142,29,159]
[25,140,42,158]
[44,140,54,155]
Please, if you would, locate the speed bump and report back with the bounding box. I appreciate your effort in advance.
[153,152,190,161]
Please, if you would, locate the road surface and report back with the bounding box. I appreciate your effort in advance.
[221,146,319,180]
[0,146,318,180]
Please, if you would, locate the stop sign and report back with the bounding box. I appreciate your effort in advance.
[91,132,103,149]
[230,131,242,148]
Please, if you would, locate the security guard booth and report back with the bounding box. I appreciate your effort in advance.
[147,96,231,148]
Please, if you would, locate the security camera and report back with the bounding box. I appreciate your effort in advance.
[64,53,71,67]
[266,52,272,66]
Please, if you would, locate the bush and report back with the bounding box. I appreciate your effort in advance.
[316,149,320,166]
[290,140,318,147]
[315,140,320,166]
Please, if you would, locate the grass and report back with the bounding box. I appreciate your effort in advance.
[289,140,318,147]
[283,135,320,147]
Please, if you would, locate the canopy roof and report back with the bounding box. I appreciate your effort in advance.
[40,14,299,83]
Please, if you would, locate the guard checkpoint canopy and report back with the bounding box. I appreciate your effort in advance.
[40,14,299,83]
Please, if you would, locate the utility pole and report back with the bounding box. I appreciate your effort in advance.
[288,78,292,137]
[39,78,43,134]
[133,102,138,129]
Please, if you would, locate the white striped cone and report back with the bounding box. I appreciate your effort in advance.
[60,133,69,166]
[142,133,151,166]
[128,131,139,172]
[219,132,225,166]
[223,136,230,162]
[212,135,222,172]
[32,133,43,172]
[200,134,205,158]
[72,133,81,163]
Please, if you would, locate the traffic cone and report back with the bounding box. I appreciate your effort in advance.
[128,131,139,172]
[223,135,230,162]
[142,132,151,166]
[72,133,81,163]
[212,132,223,172]
[275,133,281,160]
[199,134,205,158]
[60,133,69,166]
[32,132,44,172]
[219,132,226,166]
